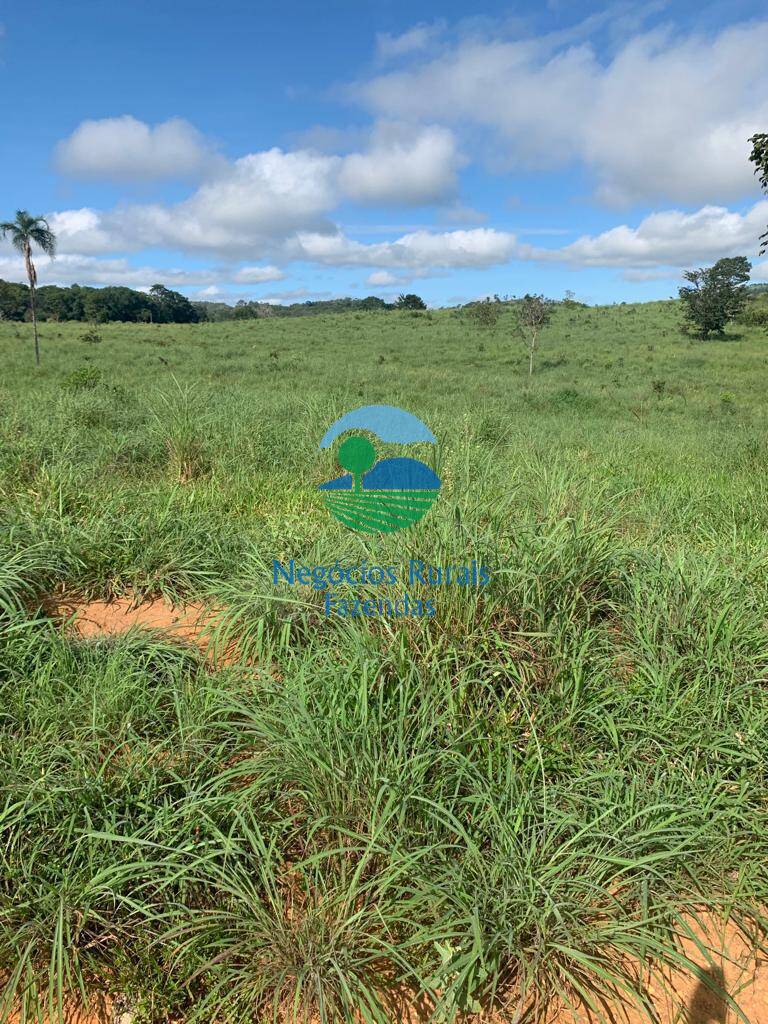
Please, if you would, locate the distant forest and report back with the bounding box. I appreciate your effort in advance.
[1,277,766,325]
[0,279,396,323]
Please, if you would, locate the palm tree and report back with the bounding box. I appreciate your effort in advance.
[0,210,56,366]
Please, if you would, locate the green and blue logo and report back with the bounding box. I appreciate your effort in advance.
[318,405,441,533]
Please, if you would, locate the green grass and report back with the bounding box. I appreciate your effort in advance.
[1,302,767,1022]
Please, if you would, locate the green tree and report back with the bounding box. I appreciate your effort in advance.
[83,286,153,323]
[0,210,57,365]
[149,283,200,324]
[679,257,752,338]
[37,284,86,321]
[359,296,388,310]
[337,435,376,493]
[0,279,29,321]
[518,293,553,375]
[748,133,768,254]
[396,293,427,310]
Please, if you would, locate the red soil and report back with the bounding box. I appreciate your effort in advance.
[58,594,211,651]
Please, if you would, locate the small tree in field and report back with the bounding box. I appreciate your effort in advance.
[678,257,751,338]
[0,210,57,366]
[518,293,553,375]
[749,133,768,254]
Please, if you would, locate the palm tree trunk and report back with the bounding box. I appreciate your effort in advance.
[24,245,40,366]
[29,283,40,366]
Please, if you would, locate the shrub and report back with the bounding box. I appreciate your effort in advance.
[62,365,103,391]
[737,302,768,328]
[466,301,501,329]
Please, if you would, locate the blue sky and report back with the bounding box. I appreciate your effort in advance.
[1,0,767,305]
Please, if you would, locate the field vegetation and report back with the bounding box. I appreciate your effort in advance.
[1,299,768,1022]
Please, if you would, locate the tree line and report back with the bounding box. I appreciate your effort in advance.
[206,295,393,321]
[0,279,200,324]
[0,282,432,325]
[204,293,427,320]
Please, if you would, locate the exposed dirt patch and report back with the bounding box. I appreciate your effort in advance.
[62,595,209,646]
[4,995,113,1024]
[51,594,234,664]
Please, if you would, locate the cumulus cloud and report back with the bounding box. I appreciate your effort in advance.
[48,209,119,254]
[546,202,768,268]
[26,195,768,285]
[46,150,340,257]
[55,116,218,181]
[366,270,399,286]
[232,265,285,284]
[195,285,227,298]
[339,123,459,205]
[0,253,222,290]
[154,148,340,248]
[294,227,521,268]
[46,124,462,258]
[356,20,768,205]
[364,268,436,288]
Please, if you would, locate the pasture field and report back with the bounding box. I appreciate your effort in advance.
[1,301,768,1023]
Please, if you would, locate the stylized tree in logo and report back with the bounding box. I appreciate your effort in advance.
[337,435,375,493]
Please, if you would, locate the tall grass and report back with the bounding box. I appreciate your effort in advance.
[0,303,767,1021]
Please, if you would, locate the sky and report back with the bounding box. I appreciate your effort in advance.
[0,0,767,306]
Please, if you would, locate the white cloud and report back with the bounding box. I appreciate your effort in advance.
[0,246,282,292]
[546,201,768,268]
[48,209,119,254]
[356,20,768,205]
[183,149,339,236]
[376,23,444,61]
[339,123,459,206]
[55,116,218,181]
[391,227,519,266]
[0,253,221,289]
[21,196,768,286]
[46,150,340,257]
[195,285,227,298]
[294,227,521,269]
[366,270,399,286]
[232,265,285,284]
[364,268,434,288]
[45,126,463,258]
